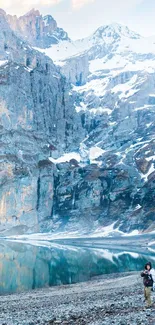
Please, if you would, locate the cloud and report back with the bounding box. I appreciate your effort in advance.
[0,0,143,15]
[72,0,143,11]
[0,0,61,15]
[72,0,95,10]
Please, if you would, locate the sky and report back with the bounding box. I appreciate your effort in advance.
[0,0,155,40]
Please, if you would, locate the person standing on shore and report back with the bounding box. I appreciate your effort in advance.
[141,262,154,308]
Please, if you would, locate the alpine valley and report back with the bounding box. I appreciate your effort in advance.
[0,8,155,238]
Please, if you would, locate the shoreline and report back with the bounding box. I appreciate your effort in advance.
[0,271,155,325]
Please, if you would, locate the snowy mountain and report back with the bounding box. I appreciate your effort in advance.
[35,22,155,235]
[36,23,155,177]
[35,22,155,63]
[0,12,155,237]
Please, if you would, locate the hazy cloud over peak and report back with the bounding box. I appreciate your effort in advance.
[0,0,61,15]
[72,0,95,10]
[0,0,144,15]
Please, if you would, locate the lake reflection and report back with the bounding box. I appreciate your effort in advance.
[0,240,154,294]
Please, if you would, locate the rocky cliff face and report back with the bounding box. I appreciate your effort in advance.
[2,8,69,48]
[0,9,84,236]
[0,12,155,236]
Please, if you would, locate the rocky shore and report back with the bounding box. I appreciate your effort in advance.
[0,271,154,325]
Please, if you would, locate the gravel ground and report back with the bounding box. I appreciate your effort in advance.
[0,271,154,325]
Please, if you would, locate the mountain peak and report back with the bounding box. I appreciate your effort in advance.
[93,23,141,40]
[23,8,41,17]
[3,8,69,48]
[0,8,6,16]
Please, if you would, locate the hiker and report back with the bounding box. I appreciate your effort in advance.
[141,262,154,308]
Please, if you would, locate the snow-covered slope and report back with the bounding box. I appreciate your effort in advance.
[37,22,155,235]
[36,23,155,174]
[34,23,155,66]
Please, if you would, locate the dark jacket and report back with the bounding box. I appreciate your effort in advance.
[141,262,153,287]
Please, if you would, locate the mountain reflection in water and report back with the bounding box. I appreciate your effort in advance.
[0,240,154,295]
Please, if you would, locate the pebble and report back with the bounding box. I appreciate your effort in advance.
[0,272,154,325]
